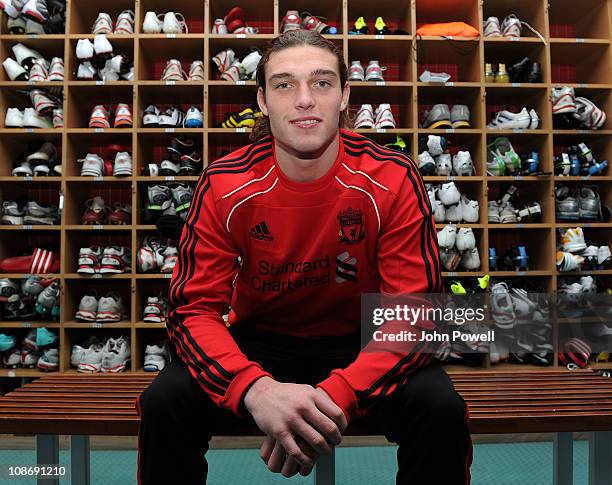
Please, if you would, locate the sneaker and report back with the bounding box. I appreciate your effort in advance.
[92,12,113,34]
[417,151,435,175]
[143,105,160,127]
[364,60,384,82]
[211,18,227,34]
[82,196,107,225]
[581,245,599,270]
[114,9,134,34]
[578,185,601,220]
[76,343,104,373]
[483,16,502,37]
[552,86,576,114]
[516,202,542,222]
[435,153,452,176]
[438,182,461,206]
[113,151,132,176]
[220,63,242,82]
[422,104,451,129]
[348,61,364,81]
[113,103,132,128]
[158,107,185,127]
[179,152,201,176]
[161,59,186,81]
[281,10,301,33]
[461,247,480,270]
[212,48,236,74]
[374,104,395,129]
[556,251,584,272]
[170,183,193,213]
[432,199,446,222]
[144,343,169,371]
[162,12,188,34]
[354,104,374,129]
[26,140,56,169]
[5,108,24,127]
[75,292,98,321]
[187,60,205,81]
[96,293,126,322]
[240,50,261,78]
[22,0,48,24]
[1,201,24,224]
[440,247,461,271]
[219,106,254,128]
[450,105,470,129]
[501,14,522,38]
[349,16,368,35]
[184,106,203,128]
[224,6,244,33]
[487,107,533,130]
[488,137,520,174]
[301,12,336,34]
[0,0,23,18]
[89,105,110,128]
[445,203,462,223]
[93,34,113,56]
[101,336,130,372]
[559,227,587,253]
[142,11,163,33]
[144,185,173,222]
[437,224,457,249]
[47,57,63,81]
[2,348,21,368]
[21,349,43,368]
[497,201,517,223]
[77,246,103,274]
[418,70,451,83]
[598,245,612,268]
[3,58,28,81]
[556,184,579,221]
[76,39,94,60]
[143,296,167,323]
[0,333,17,352]
[99,246,131,274]
[456,227,476,251]
[77,61,96,80]
[12,43,43,70]
[7,16,26,34]
[452,151,473,175]
[28,89,58,115]
[460,195,479,223]
[108,203,131,225]
[78,153,105,176]
[24,201,58,225]
[160,246,177,273]
[573,97,606,130]
[167,137,195,158]
[22,107,52,128]
[159,158,179,176]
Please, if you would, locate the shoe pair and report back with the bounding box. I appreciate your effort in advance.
[143,184,194,223]
[74,336,131,373]
[78,149,131,177]
[81,196,131,225]
[440,245,481,271]
[144,105,203,128]
[349,60,385,82]
[2,199,59,225]
[3,44,64,81]
[0,247,60,274]
[212,7,258,34]
[556,184,602,221]
[349,16,392,35]
[552,86,607,130]
[10,141,60,177]
[427,184,479,223]
[419,151,474,177]
[504,57,542,83]
[143,295,168,323]
[76,291,127,323]
[89,104,132,129]
[354,104,395,129]
[212,48,261,82]
[160,59,204,82]
[484,14,521,38]
[3,347,58,370]
[437,225,477,252]
[487,107,539,130]
[143,11,187,34]
[422,104,470,130]
[137,235,178,273]
[281,10,336,34]
[144,341,171,372]
[92,10,134,35]
[77,246,132,274]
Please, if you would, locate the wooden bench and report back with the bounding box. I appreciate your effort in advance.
[1,369,612,485]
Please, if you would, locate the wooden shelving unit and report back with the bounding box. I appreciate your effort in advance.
[0,0,611,376]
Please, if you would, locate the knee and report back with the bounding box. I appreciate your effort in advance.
[138,361,195,421]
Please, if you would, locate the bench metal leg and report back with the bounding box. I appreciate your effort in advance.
[589,431,612,485]
[553,432,573,485]
[36,435,59,485]
[71,435,90,485]
[314,448,335,485]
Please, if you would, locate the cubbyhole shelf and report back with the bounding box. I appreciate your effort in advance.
[278,0,342,35]
[483,41,548,84]
[489,227,554,272]
[138,38,204,81]
[348,0,411,35]
[485,86,550,130]
[69,0,136,36]
[207,131,255,162]
[62,329,133,373]
[136,84,204,128]
[348,38,413,82]
[487,180,555,224]
[0,231,61,274]
[63,278,132,325]
[0,180,61,223]
[0,133,62,177]
[419,132,484,175]
[418,86,481,129]
[207,83,258,128]
[63,180,133,226]
[136,131,204,176]
[64,231,132,275]
[0,39,65,83]
[66,85,134,129]
[416,39,480,83]
[549,0,610,39]
[138,0,206,34]
[64,132,133,177]
[486,132,553,174]
[350,85,413,129]
[209,0,275,34]
[552,87,611,131]
[551,43,611,85]
[481,0,547,40]
[67,37,134,82]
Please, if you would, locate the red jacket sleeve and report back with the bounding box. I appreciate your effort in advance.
[317,162,442,422]
[167,175,272,416]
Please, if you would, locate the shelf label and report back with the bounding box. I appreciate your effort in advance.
[445,128,455,133]
[375,81,385,86]
[376,128,387,133]
[445,82,454,87]
[582,223,592,228]
[93,323,103,328]
[93,274,102,278]
[447,272,458,277]
[446,36,454,40]
[21,322,32,328]
[517,271,526,275]
[164,176,175,181]
[375,34,385,40]
[512,129,524,133]
[579,129,588,134]
[164,273,172,278]
[235,80,246,85]
[165,80,176,85]
[164,128,175,133]
[27,79,35,85]
[23,176,32,181]
[516,223,525,228]
[512,82,521,87]
[96,80,105,86]
[27,34,37,38]
[94,176,104,181]
[25,128,34,133]
[236,33,246,38]
[514,175,523,180]
[8,371,15,378]
[511,37,519,42]
[166,33,176,39]
[23,225,33,230]
[93,224,103,230]
[94,128,104,133]
[578,83,587,88]
[582,270,593,275]
[22,274,31,279]
[235,127,246,132]
[580,175,591,180]
[575,38,585,43]
[447,176,456,181]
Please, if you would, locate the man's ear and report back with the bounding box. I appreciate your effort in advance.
[257,87,268,116]
[340,82,350,111]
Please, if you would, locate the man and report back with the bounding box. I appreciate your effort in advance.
[138,30,472,484]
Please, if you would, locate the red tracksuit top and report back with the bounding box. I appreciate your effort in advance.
[167,129,442,422]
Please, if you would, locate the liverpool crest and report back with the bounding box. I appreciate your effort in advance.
[338,207,364,244]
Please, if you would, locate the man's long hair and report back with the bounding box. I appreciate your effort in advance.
[250,30,351,142]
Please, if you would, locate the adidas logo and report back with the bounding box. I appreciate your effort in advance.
[249,221,274,242]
